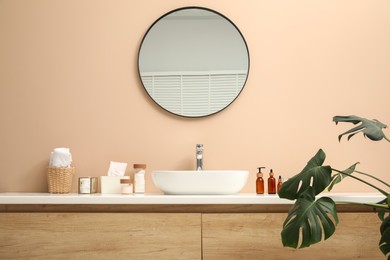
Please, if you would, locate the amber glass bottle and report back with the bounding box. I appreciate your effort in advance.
[268,169,276,194]
[277,176,282,193]
[256,167,265,194]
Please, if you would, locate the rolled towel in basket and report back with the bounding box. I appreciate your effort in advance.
[49,148,72,167]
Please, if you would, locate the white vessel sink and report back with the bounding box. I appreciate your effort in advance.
[151,170,249,195]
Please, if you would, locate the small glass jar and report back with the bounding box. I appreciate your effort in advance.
[120,179,133,195]
[133,164,146,194]
[78,177,98,194]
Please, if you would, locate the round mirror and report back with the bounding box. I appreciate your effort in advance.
[138,7,250,118]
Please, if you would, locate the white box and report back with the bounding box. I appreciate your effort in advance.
[100,176,130,194]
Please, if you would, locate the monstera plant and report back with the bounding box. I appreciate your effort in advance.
[278,115,390,258]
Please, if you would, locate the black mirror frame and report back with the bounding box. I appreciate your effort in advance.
[137,6,250,118]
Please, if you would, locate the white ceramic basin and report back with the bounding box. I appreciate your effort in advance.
[151,170,249,195]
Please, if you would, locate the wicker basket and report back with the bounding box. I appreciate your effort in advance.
[47,166,75,193]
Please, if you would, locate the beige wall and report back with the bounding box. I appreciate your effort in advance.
[0,0,389,193]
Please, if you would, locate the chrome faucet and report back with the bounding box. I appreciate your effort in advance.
[196,144,203,171]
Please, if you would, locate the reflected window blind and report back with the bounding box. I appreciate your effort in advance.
[141,71,246,116]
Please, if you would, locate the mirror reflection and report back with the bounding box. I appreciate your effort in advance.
[138,7,249,117]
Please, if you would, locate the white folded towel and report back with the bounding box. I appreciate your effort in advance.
[49,148,72,167]
[107,161,127,176]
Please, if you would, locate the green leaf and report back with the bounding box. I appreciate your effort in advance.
[278,149,332,200]
[378,209,390,221]
[281,187,338,248]
[377,196,390,221]
[333,115,388,141]
[388,194,390,208]
[328,163,359,192]
[379,216,390,258]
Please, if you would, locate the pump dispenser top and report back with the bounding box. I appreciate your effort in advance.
[257,167,265,177]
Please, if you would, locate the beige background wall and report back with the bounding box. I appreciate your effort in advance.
[0,0,389,193]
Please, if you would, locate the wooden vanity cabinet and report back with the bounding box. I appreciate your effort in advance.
[0,213,201,260]
[0,206,384,260]
[202,213,383,260]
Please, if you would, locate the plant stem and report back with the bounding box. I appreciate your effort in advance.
[354,170,390,188]
[331,168,389,196]
[384,134,390,143]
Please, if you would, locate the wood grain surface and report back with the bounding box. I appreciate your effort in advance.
[0,213,201,260]
[0,212,384,259]
[202,213,384,260]
[0,203,375,213]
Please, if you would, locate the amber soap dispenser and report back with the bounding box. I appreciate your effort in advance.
[268,169,276,194]
[256,167,265,194]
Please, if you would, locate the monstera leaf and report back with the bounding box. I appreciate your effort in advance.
[278,149,332,200]
[328,163,359,192]
[333,115,388,141]
[380,216,390,258]
[279,114,390,256]
[281,186,338,248]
